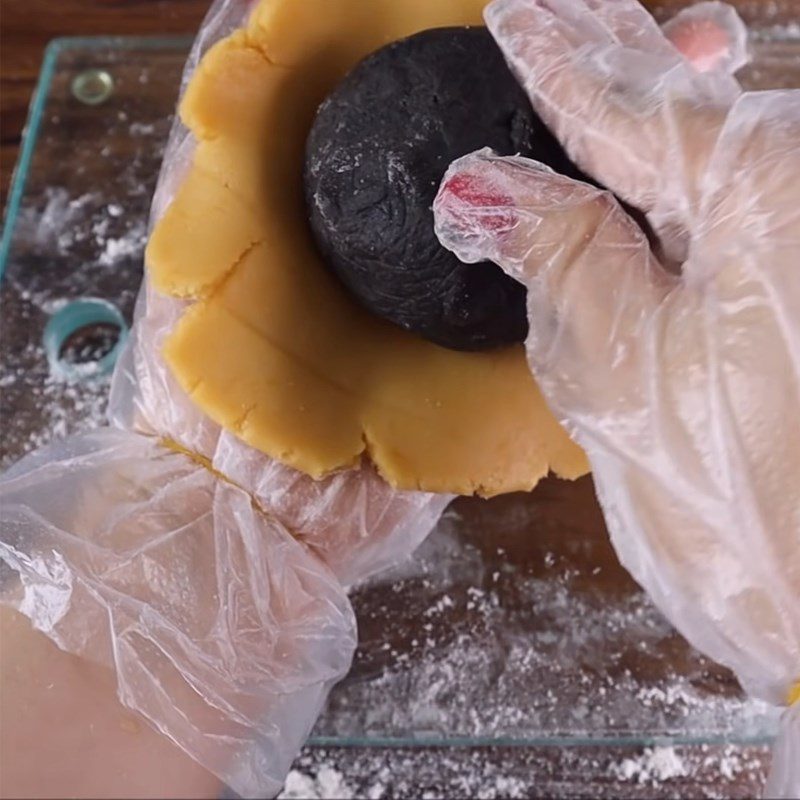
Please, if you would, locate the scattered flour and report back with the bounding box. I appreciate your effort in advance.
[1,341,110,466]
[280,744,768,799]
[754,21,800,40]
[280,765,353,799]
[18,188,98,251]
[316,531,778,742]
[16,187,147,272]
[130,121,156,137]
[610,746,687,785]
[4,180,143,467]
[97,221,147,266]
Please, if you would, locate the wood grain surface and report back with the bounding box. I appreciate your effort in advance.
[0,0,209,209]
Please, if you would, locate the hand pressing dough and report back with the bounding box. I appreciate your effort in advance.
[305,27,535,352]
[147,0,589,497]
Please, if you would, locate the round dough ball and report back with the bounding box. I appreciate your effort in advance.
[304,26,584,352]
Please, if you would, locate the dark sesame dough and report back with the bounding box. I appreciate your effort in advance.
[304,26,586,351]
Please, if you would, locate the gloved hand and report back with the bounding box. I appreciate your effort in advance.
[433,0,800,795]
[0,2,447,798]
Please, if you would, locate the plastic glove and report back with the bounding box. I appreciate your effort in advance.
[0,1,447,797]
[433,0,799,795]
[1,431,357,798]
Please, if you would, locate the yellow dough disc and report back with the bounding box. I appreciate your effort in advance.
[147,0,589,497]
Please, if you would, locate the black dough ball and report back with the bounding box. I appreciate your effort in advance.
[305,26,585,352]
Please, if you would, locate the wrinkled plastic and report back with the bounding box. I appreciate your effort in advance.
[0,1,447,797]
[434,0,799,794]
[1,430,356,798]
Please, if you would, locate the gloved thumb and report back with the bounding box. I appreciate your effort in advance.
[434,148,677,417]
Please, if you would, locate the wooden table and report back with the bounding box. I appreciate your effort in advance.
[0,0,209,208]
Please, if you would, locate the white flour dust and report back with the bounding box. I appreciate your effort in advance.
[280,743,768,799]
[280,766,354,800]
[609,746,688,785]
[316,523,777,743]
[19,187,147,273]
[3,184,139,466]
[1,339,110,462]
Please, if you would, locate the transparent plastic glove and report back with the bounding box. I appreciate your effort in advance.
[1,431,356,797]
[433,1,799,795]
[0,1,447,797]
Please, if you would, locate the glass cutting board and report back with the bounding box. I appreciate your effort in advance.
[2,2,798,795]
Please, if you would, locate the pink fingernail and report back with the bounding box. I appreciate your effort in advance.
[668,17,731,72]
[439,173,517,234]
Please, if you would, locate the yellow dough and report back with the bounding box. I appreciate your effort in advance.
[147,0,589,497]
